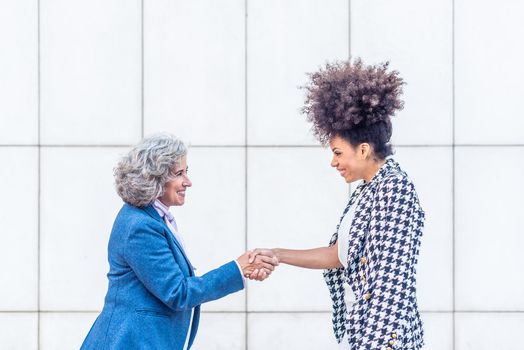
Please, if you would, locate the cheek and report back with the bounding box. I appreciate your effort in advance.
[170,180,184,192]
[343,158,354,169]
[165,183,176,196]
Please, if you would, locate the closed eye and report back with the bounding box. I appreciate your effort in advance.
[174,167,189,177]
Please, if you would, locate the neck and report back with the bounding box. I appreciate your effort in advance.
[156,198,171,209]
[363,159,386,183]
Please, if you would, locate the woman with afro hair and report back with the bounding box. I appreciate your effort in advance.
[249,59,425,350]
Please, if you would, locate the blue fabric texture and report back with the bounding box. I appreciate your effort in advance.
[81,203,244,349]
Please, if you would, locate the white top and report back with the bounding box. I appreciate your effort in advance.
[337,194,362,349]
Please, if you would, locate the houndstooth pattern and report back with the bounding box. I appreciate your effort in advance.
[323,159,425,350]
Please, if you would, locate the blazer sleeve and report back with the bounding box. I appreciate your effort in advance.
[124,220,244,311]
[355,174,419,350]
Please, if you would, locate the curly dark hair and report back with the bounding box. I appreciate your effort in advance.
[302,58,405,160]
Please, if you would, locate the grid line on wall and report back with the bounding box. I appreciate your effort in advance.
[5,310,523,314]
[347,0,352,199]
[348,0,352,59]
[4,143,524,148]
[141,0,145,139]
[37,0,42,347]
[244,0,249,348]
[451,0,456,348]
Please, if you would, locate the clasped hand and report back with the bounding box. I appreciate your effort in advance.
[237,248,277,281]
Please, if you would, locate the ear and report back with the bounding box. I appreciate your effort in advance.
[358,143,371,160]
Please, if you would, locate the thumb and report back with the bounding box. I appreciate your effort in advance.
[248,250,256,263]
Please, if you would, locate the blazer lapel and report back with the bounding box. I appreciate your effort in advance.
[142,205,195,274]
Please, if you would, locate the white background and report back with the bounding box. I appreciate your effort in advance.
[1,0,523,349]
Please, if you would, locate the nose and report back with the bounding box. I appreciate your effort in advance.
[183,174,192,188]
[330,156,337,168]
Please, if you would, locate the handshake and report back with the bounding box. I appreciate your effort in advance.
[237,248,279,281]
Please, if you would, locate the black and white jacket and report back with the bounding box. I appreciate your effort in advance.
[324,158,425,350]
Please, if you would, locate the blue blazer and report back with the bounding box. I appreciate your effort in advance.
[81,204,244,349]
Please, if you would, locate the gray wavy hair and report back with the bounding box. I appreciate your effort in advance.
[114,133,187,207]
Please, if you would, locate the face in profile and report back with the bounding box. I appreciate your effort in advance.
[329,135,367,183]
[159,156,192,206]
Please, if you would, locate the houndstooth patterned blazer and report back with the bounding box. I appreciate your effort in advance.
[323,158,425,350]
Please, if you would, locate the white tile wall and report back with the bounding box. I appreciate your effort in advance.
[144,0,245,146]
[2,0,523,348]
[191,313,245,350]
[40,147,125,310]
[393,147,453,311]
[0,0,38,145]
[247,147,348,249]
[247,264,333,312]
[456,313,524,349]
[247,147,348,311]
[247,0,349,145]
[455,0,524,144]
[248,313,338,350]
[0,313,38,350]
[40,0,141,145]
[175,147,246,311]
[0,148,38,311]
[40,312,98,350]
[351,0,453,146]
[421,312,453,350]
[455,147,524,311]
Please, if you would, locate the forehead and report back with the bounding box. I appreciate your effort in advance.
[173,156,187,170]
[329,135,351,149]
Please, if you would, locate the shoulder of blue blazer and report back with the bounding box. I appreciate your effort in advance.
[113,203,166,234]
[118,202,162,222]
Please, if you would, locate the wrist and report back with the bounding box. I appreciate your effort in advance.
[274,248,284,264]
[237,254,248,269]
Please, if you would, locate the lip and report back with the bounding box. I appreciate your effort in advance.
[177,191,186,197]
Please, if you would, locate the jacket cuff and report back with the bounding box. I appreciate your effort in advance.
[233,260,246,288]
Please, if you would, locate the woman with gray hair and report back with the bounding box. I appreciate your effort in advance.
[81,133,277,350]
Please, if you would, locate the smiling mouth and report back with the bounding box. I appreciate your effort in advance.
[177,191,186,197]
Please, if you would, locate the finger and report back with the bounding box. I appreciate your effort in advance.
[262,268,271,277]
[257,270,268,281]
[257,255,279,266]
[257,261,275,272]
[250,269,259,280]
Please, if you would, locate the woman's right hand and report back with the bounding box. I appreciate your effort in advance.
[248,248,279,265]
